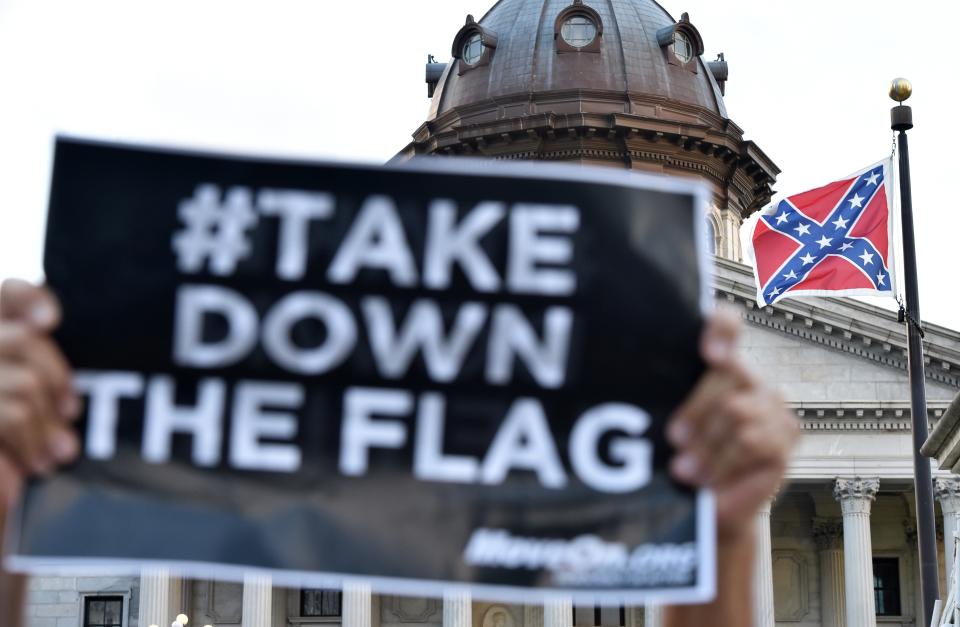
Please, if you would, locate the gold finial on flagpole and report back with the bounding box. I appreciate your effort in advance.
[889,77,912,102]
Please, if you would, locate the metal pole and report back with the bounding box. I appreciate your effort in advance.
[891,98,940,627]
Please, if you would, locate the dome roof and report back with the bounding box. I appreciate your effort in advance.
[400,0,779,222]
[428,0,728,122]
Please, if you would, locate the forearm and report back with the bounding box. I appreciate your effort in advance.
[663,529,756,627]
[0,508,26,627]
[0,572,26,627]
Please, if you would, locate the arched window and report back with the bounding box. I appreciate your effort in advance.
[704,218,716,254]
[705,215,722,255]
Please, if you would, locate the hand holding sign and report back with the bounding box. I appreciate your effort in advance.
[667,308,798,539]
[0,280,79,484]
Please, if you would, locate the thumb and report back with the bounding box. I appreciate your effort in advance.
[0,279,61,331]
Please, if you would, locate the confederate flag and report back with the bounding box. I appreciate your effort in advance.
[743,159,895,307]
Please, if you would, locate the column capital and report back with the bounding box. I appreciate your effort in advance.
[833,477,879,514]
[812,517,844,551]
[935,476,960,513]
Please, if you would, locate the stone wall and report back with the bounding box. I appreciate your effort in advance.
[23,575,139,627]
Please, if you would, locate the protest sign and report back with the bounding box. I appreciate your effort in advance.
[7,137,714,604]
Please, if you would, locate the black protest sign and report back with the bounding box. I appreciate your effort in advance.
[9,137,714,605]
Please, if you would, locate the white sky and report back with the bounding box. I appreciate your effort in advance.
[0,0,956,329]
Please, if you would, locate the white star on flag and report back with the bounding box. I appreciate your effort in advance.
[859,250,874,266]
[775,212,789,225]
[794,223,811,236]
[864,171,880,185]
[816,236,832,249]
[800,252,816,265]
[832,216,849,230]
[877,273,886,286]
[769,286,782,297]
[839,242,853,251]
[848,194,865,209]
[783,270,798,280]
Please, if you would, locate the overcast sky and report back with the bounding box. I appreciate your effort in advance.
[0,0,957,331]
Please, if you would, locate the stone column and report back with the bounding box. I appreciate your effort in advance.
[833,477,879,627]
[935,477,960,584]
[753,500,775,627]
[524,604,544,627]
[343,581,373,627]
[138,568,181,627]
[642,605,662,627]
[443,589,472,627]
[813,518,846,627]
[543,597,572,627]
[242,573,272,627]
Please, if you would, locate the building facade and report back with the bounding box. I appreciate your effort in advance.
[19,1,960,626]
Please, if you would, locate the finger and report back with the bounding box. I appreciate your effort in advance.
[701,388,783,454]
[709,421,790,488]
[700,306,741,367]
[669,426,771,488]
[0,366,79,466]
[0,365,56,432]
[667,352,760,447]
[670,391,781,482]
[0,324,79,420]
[666,367,740,447]
[0,398,53,474]
[687,388,795,484]
[0,364,58,472]
[42,424,80,466]
[0,280,61,330]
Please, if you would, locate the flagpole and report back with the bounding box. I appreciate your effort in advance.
[890,78,939,626]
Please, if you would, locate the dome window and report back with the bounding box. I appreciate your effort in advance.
[656,13,704,71]
[672,31,694,64]
[451,15,498,76]
[462,33,483,66]
[555,1,603,54]
[561,15,597,48]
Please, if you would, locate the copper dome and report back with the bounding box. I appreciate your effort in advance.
[399,0,779,235]
[428,0,727,125]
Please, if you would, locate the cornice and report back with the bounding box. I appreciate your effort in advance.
[400,106,778,210]
[793,400,951,432]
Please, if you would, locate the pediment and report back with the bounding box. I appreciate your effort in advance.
[738,319,958,404]
[714,257,960,395]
